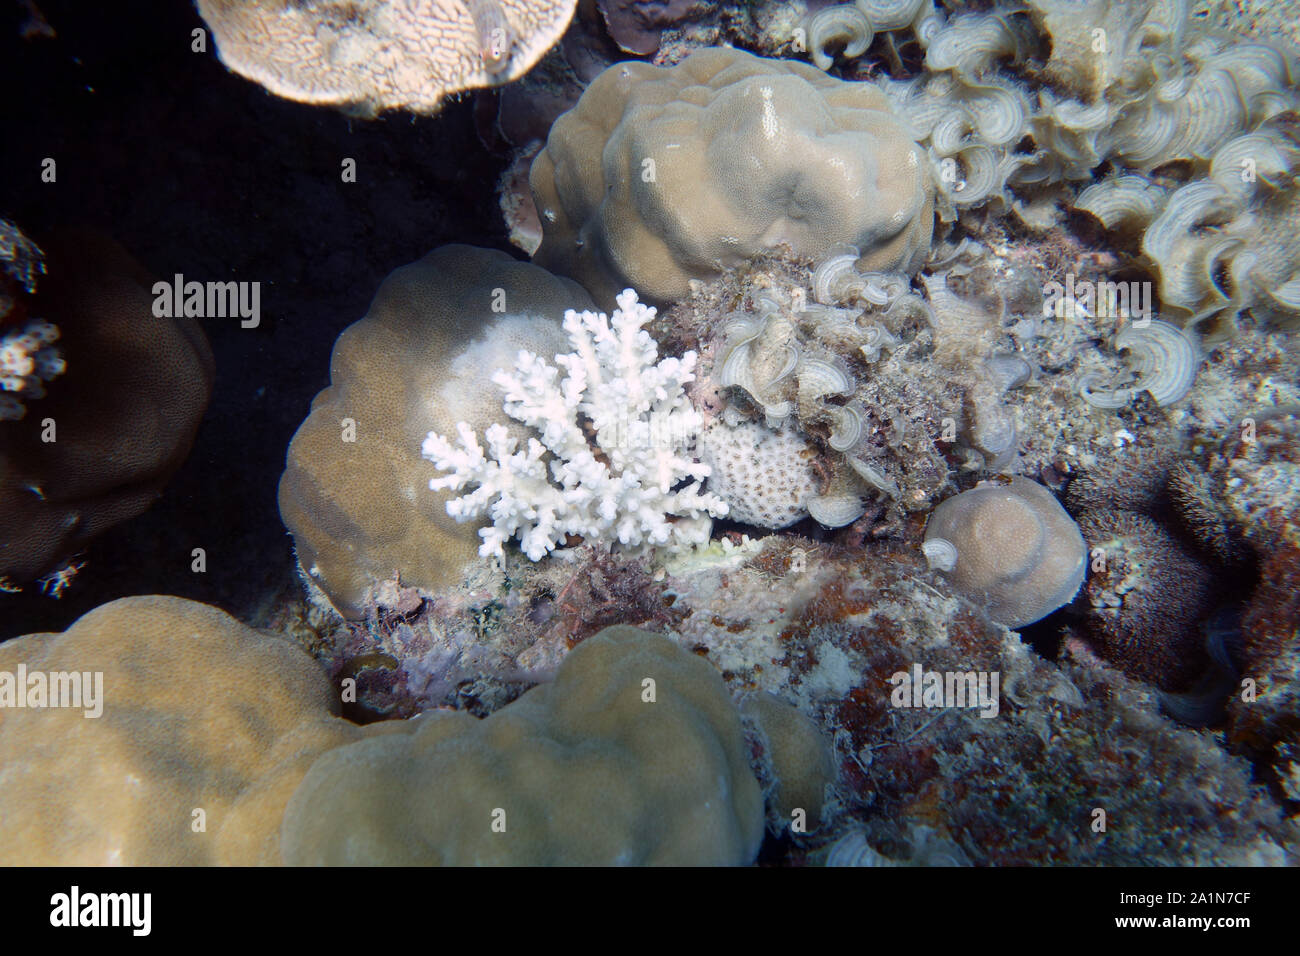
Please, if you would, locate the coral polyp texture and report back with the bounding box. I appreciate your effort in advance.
[422,289,727,562]
[530,47,935,307]
[923,478,1086,629]
[195,0,578,116]
[695,418,817,529]
[278,245,591,618]
[0,231,213,588]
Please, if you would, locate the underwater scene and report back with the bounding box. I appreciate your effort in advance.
[1,0,1299,876]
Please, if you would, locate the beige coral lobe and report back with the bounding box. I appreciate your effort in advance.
[531,47,935,307]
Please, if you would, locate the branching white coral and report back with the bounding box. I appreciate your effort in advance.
[421,289,728,562]
[0,318,64,422]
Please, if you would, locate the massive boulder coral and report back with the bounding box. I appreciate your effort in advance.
[279,244,592,618]
[0,596,370,866]
[196,0,578,117]
[530,47,935,306]
[0,231,213,589]
[1,600,767,866]
[281,625,765,865]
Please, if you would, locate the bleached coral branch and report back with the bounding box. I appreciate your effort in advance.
[421,289,728,563]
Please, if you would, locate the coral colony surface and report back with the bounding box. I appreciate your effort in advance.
[2,0,1300,868]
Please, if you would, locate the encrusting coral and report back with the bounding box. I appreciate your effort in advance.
[530,46,935,306]
[279,244,591,618]
[196,0,578,117]
[923,477,1086,629]
[0,231,213,591]
[421,288,728,563]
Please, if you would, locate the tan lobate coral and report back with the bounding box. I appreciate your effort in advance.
[0,596,369,865]
[282,625,765,865]
[531,47,935,307]
[2,599,770,866]
[278,245,591,618]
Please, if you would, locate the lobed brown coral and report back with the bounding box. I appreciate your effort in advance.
[282,624,766,865]
[0,231,213,590]
[3,597,792,866]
